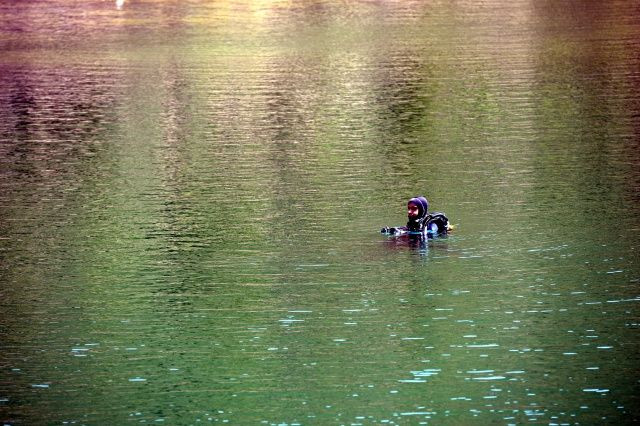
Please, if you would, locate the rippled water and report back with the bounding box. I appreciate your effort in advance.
[1,1,639,424]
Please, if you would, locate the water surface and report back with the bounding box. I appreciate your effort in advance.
[1,0,639,424]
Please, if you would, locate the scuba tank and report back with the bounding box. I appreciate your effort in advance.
[425,212,450,234]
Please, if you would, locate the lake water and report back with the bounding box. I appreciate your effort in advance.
[1,1,639,424]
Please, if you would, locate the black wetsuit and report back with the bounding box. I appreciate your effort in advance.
[381,196,450,237]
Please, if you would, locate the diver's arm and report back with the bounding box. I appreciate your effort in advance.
[381,226,408,235]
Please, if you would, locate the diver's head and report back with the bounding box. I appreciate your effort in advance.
[408,201,420,220]
[407,196,429,220]
[407,196,429,232]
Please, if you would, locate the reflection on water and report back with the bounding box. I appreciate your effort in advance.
[1,0,639,424]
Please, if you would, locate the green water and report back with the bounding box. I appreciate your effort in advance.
[1,1,639,424]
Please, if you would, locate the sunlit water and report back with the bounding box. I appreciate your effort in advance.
[1,1,639,424]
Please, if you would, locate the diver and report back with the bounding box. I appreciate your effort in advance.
[381,196,451,237]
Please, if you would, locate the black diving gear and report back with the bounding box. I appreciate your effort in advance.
[381,196,450,237]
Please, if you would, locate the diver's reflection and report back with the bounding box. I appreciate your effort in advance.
[381,232,451,258]
[383,233,429,254]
